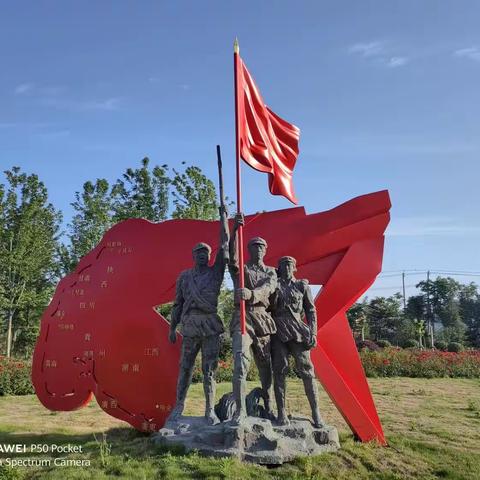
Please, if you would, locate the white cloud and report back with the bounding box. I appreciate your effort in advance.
[454,47,480,62]
[386,56,409,68]
[13,81,119,112]
[14,83,35,95]
[40,96,121,112]
[387,216,480,237]
[349,41,384,57]
[348,41,409,68]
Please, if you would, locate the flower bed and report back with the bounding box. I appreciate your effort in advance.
[360,348,480,378]
[3,347,480,398]
[0,355,34,395]
[190,348,480,382]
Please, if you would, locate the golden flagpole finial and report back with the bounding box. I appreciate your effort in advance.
[234,38,239,54]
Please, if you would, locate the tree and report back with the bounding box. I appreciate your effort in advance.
[171,163,219,221]
[112,157,170,222]
[0,167,62,357]
[406,294,427,322]
[367,294,403,343]
[61,157,221,274]
[60,178,113,274]
[347,300,369,341]
[459,283,480,348]
[412,318,426,348]
[417,277,462,327]
[416,277,465,343]
[61,158,171,274]
[218,285,235,330]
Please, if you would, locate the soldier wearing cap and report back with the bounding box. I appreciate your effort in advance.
[228,213,277,424]
[271,255,324,427]
[167,206,229,425]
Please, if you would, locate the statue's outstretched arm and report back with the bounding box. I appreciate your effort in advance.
[228,213,244,273]
[214,206,230,275]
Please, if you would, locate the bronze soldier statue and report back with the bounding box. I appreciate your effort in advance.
[167,206,229,425]
[271,256,324,427]
[229,213,277,424]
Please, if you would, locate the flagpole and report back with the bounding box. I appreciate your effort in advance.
[233,38,246,335]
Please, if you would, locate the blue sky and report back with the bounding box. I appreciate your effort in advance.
[1,1,479,297]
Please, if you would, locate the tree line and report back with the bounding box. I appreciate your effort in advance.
[0,158,221,358]
[348,277,480,350]
[2,158,479,359]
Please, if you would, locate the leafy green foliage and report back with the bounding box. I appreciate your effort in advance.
[435,340,448,351]
[59,178,113,274]
[417,277,462,328]
[0,158,223,356]
[0,355,33,395]
[171,163,219,221]
[349,277,480,349]
[111,157,170,223]
[346,300,368,340]
[447,341,464,353]
[361,348,480,378]
[61,158,222,275]
[459,283,480,347]
[366,294,403,343]
[0,167,62,357]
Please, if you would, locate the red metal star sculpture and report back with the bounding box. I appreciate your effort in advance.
[32,190,390,444]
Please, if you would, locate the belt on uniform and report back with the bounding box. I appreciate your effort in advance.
[185,308,216,315]
[245,305,266,311]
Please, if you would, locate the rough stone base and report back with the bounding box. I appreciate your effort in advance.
[154,416,340,465]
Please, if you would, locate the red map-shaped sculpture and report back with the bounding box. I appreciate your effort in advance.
[32,190,390,444]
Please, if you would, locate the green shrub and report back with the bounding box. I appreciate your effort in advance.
[356,340,380,351]
[219,334,232,361]
[188,346,480,383]
[435,340,448,351]
[360,348,480,378]
[404,339,419,348]
[377,340,392,348]
[448,342,464,353]
[0,356,34,395]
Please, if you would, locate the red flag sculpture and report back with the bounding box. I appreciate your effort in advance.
[235,44,300,205]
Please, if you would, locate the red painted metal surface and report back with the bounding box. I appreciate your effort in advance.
[235,49,300,205]
[32,190,390,443]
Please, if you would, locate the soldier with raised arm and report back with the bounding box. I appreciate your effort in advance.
[228,213,277,424]
[271,256,324,427]
[167,204,229,425]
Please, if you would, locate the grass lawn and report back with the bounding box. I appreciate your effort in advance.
[0,378,479,479]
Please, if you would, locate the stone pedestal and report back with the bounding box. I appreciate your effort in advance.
[154,416,340,465]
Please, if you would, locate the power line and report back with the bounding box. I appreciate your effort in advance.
[378,270,480,278]
[369,284,417,291]
[364,270,479,300]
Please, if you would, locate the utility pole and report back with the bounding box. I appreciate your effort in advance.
[426,270,434,349]
[402,271,406,311]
